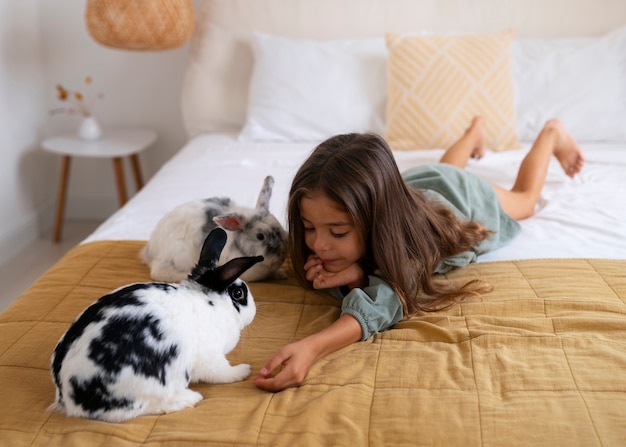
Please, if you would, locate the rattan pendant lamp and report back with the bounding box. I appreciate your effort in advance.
[85,0,195,50]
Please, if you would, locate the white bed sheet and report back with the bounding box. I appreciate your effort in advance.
[85,133,626,262]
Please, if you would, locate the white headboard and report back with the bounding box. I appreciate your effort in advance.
[181,0,626,137]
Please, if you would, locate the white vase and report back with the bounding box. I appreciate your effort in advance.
[78,116,102,141]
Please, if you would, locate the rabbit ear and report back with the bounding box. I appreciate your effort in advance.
[213,214,246,232]
[197,228,228,268]
[255,175,274,213]
[190,228,263,288]
[216,255,264,286]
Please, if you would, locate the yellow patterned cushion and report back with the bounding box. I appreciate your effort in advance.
[385,31,520,151]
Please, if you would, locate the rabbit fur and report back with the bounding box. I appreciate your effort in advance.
[140,175,287,283]
[50,228,262,423]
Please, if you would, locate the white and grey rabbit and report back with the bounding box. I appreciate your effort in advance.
[140,175,287,283]
[50,228,262,423]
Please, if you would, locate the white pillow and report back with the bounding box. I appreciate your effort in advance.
[240,27,626,144]
[513,25,626,142]
[239,33,387,142]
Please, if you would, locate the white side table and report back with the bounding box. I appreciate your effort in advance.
[42,128,157,242]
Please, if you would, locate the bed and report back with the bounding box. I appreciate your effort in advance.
[2,0,626,445]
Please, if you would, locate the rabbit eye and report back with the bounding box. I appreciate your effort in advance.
[256,233,266,242]
[228,285,248,312]
[229,285,247,302]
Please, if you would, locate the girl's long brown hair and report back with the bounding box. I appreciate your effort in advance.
[288,133,491,316]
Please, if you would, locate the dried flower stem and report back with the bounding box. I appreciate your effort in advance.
[52,76,103,117]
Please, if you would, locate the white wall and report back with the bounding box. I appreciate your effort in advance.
[0,0,49,266]
[0,0,193,266]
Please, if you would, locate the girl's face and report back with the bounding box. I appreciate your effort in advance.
[299,192,365,273]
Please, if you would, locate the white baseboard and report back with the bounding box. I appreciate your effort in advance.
[0,209,46,268]
[0,195,117,268]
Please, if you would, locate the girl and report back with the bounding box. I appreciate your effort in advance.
[254,117,584,392]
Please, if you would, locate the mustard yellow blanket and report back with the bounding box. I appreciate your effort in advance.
[1,241,624,446]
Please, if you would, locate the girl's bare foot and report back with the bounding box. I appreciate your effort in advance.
[439,116,487,167]
[545,119,585,178]
[467,116,486,159]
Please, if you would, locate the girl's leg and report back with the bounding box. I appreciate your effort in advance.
[494,119,585,220]
[439,116,486,167]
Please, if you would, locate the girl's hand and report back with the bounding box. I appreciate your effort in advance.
[304,255,366,290]
[254,314,363,393]
[304,254,323,277]
[254,339,318,392]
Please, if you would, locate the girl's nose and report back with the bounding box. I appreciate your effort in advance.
[313,234,330,252]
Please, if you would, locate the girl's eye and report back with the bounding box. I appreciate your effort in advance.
[303,226,314,232]
[331,231,347,239]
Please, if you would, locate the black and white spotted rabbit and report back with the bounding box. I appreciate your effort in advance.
[140,175,287,283]
[50,228,262,423]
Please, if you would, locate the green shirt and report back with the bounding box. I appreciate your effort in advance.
[332,163,521,340]
[329,273,403,341]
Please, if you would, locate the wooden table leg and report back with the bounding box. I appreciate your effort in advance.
[112,157,128,206]
[52,155,71,243]
[129,153,144,190]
